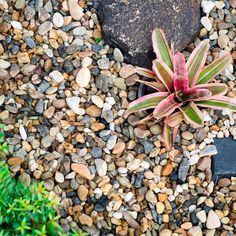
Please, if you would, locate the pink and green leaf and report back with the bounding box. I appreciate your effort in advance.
[196,54,232,85]
[153,94,182,120]
[196,96,236,112]
[135,67,157,79]
[137,79,167,92]
[152,29,173,70]
[193,83,228,97]
[173,52,189,93]
[165,111,184,127]
[186,40,210,87]
[153,59,174,92]
[127,92,169,113]
[183,88,212,101]
[180,102,204,128]
[163,122,172,151]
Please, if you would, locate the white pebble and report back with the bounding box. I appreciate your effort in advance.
[49,70,64,83]
[19,124,27,140]
[66,97,81,114]
[53,12,64,28]
[76,67,91,88]
[201,17,212,31]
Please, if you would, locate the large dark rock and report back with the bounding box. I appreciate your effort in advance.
[213,138,236,182]
[98,0,201,67]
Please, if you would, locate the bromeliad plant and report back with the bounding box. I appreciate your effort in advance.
[127,28,236,150]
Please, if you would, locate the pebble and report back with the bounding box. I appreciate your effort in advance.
[19,124,27,140]
[201,0,215,13]
[199,145,217,157]
[53,12,64,28]
[218,35,229,49]
[55,171,64,183]
[229,0,236,8]
[0,59,10,69]
[196,210,207,223]
[201,17,212,31]
[71,163,93,180]
[76,67,91,88]
[178,158,190,182]
[91,95,104,108]
[206,210,221,229]
[79,214,93,227]
[73,26,86,36]
[66,97,81,114]
[123,212,139,230]
[162,162,173,176]
[82,57,92,67]
[188,226,203,236]
[112,142,125,154]
[95,159,107,177]
[68,0,84,21]
[127,159,141,171]
[91,147,103,158]
[49,70,64,84]
[182,131,194,140]
[113,48,124,62]
[156,202,165,214]
[145,190,157,205]
[7,157,24,166]
[77,185,88,201]
[106,135,117,150]
[159,229,172,236]
[38,21,53,35]
[25,38,36,48]
[97,58,110,70]
[15,0,25,9]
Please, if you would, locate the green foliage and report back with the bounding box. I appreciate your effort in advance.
[0,126,87,236]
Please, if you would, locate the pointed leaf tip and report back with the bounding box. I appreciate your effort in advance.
[152,28,173,70]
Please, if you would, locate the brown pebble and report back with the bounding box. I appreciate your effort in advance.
[162,161,173,176]
[86,105,101,117]
[218,178,231,187]
[71,163,93,180]
[7,157,24,166]
[77,185,89,202]
[112,142,125,154]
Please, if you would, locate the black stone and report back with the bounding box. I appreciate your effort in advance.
[190,212,199,225]
[134,172,144,188]
[178,158,190,182]
[94,203,105,212]
[212,138,236,181]
[98,0,201,66]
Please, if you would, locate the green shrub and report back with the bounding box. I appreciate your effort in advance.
[0,126,87,236]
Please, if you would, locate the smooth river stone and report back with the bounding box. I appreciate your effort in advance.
[76,67,91,87]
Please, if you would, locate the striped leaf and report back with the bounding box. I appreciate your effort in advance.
[135,67,156,79]
[127,92,169,113]
[153,59,174,92]
[173,52,189,93]
[163,123,172,151]
[152,29,173,70]
[183,88,212,101]
[180,102,204,128]
[193,83,228,98]
[196,54,232,85]
[186,40,210,87]
[137,79,167,92]
[153,94,182,120]
[196,96,236,112]
[165,111,184,127]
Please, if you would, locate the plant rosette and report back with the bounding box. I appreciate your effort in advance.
[127,28,236,150]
